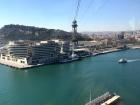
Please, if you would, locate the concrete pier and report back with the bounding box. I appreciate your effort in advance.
[85,92,120,105]
[0,59,43,69]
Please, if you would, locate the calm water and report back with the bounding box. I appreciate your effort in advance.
[0,49,140,105]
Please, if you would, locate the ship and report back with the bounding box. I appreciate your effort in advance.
[118,58,127,63]
[85,92,120,105]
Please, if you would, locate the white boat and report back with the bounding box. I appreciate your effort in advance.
[118,58,127,63]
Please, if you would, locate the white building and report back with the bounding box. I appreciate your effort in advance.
[0,40,72,68]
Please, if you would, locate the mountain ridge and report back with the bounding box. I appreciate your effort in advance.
[0,24,91,41]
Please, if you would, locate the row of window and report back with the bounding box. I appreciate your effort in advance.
[2,56,25,64]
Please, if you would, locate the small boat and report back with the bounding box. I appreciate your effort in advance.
[118,58,127,63]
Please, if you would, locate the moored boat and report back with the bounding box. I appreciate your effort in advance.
[59,53,80,63]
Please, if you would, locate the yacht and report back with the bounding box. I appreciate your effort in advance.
[118,58,127,63]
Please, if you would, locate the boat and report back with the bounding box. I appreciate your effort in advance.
[85,92,120,105]
[59,58,79,63]
[59,53,80,63]
[118,58,127,63]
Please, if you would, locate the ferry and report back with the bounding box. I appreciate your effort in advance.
[118,58,127,63]
[85,92,120,105]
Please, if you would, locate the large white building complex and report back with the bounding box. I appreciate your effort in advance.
[0,40,71,68]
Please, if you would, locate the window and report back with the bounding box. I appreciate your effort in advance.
[21,61,25,63]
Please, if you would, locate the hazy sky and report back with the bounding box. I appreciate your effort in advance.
[0,0,140,32]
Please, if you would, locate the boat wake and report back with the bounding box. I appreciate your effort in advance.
[127,59,140,62]
[24,70,28,72]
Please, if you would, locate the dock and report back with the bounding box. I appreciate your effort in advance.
[85,92,120,105]
[101,95,120,105]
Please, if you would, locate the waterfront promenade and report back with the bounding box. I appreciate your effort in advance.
[0,48,128,69]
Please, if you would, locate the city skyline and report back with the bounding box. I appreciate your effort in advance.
[0,0,140,32]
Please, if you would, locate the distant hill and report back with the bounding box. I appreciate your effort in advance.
[0,24,91,42]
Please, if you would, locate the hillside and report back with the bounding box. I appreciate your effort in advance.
[0,24,91,41]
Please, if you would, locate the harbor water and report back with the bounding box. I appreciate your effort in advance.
[0,49,140,105]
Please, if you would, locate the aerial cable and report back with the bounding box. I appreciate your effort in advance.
[74,0,82,20]
[93,0,108,14]
[80,0,95,26]
[81,0,109,26]
[81,0,95,20]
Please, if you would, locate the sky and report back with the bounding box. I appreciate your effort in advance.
[0,0,140,32]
